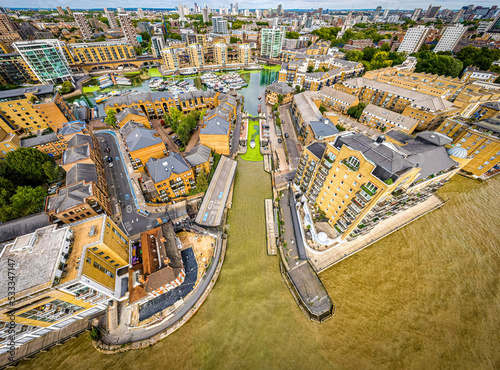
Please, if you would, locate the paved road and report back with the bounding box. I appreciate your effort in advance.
[279,105,301,170]
[96,132,163,237]
[101,230,223,345]
[231,111,242,155]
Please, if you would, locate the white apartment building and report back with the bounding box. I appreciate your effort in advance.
[261,27,285,58]
[73,12,92,40]
[118,12,139,47]
[398,26,429,54]
[212,16,228,34]
[434,24,466,52]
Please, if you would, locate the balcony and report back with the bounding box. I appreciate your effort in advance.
[347,203,361,215]
[318,166,328,177]
[342,159,359,172]
[321,159,333,169]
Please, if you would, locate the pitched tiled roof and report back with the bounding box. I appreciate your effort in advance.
[46,182,93,213]
[124,127,163,152]
[146,152,191,183]
[185,145,211,167]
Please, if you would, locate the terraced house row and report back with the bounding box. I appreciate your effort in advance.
[294,131,470,242]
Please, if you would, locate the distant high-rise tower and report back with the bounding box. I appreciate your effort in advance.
[106,10,119,29]
[151,36,165,57]
[425,5,441,19]
[74,12,92,40]
[202,7,209,22]
[66,7,73,16]
[374,6,382,17]
[260,27,285,58]
[56,6,65,16]
[452,8,465,23]
[434,24,466,52]
[212,16,228,34]
[382,9,390,18]
[411,8,423,21]
[398,26,429,53]
[137,8,145,18]
[118,13,139,46]
[277,4,283,15]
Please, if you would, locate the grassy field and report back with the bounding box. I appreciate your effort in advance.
[240,120,264,162]
[262,65,281,71]
[148,68,163,77]
[82,85,100,94]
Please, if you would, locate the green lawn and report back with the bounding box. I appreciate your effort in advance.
[82,85,100,94]
[240,120,263,162]
[148,67,163,77]
[262,65,281,71]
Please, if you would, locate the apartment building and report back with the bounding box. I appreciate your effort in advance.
[145,152,195,202]
[261,27,285,58]
[199,96,237,155]
[0,53,37,85]
[0,84,75,133]
[360,104,420,133]
[471,101,500,120]
[214,42,228,66]
[177,90,221,113]
[436,116,500,179]
[317,86,359,114]
[434,24,466,52]
[461,67,500,83]
[0,127,19,159]
[0,215,129,353]
[0,12,24,45]
[290,91,323,140]
[398,26,429,53]
[104,91,177,119]
[303,117,340,145]
[105,10,119,28]
[120,121,166,168]
[237,43,251,65]
[115,107,150,128]
[118,12,139,47]
[151,36,165,58]
[294,131,469,241]
[337,77,459,131]
[265,82,295,105]
[212,16,228,34]
[13,40,74,84]
[187,43,204,68]
[184,144,211,175]
[73,13,92,41]
[63,40,136,64]
[162,47,181,71]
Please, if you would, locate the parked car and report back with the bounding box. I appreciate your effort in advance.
[107,157,113,162]
[105,147,111,153]
[109,162,114,168]
[284,133,289,138]
[278,138,282,143]
[172,135,178,140]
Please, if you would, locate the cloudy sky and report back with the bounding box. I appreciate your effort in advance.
[5,0,500,10]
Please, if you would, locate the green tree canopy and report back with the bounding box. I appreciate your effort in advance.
[414,51,464,78]
[9,186,47,219]
[230,36,241,43]
[177,120,192,145]
[4,148,53,186]
[345,50,363,62]
[195,171,208,193]
[286,31,300,39]
[456,46,500,71]
[105,108,117,126]
[60,81,74,94]
[347,103,367,120]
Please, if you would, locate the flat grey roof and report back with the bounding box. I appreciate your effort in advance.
[195,156,237,227]
[21,133,58,147]
[0,84,54,100]
[0,212,51,244]
[146,152,191,184]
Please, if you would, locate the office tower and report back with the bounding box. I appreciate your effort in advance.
[256,9,262,19]
[57,6,65,16]
[425,5,441,18]
[305,16,313,28]
[106,10,119,29]
[214,42,227,66]
[382,9,390,18]
[434,24,466,52]
[66,7,73,16]
[234,2,238,15]
[452,8,465,23]
[202,7,209,22]
[398,26,429,53]
[151,36,165,57]
[118,13,139,47]
[277,4,283,15]
[13,39,73,84]
[464,4,475,16]
[244,9,250,17]
[486,13,500,33]
[411,8,423,21]
[374,6,382,17]
[73,13,92,41]
[260,27,285,58]
[137,8,145,18]
[212,16,228,34]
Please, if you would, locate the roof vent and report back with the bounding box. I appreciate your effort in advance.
[376,135,385,144]
[89,225,97,237]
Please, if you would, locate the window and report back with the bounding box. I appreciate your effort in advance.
[86,257,91,264]
[345,156,360,170]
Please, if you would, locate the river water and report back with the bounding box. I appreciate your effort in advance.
[17,72,500,369]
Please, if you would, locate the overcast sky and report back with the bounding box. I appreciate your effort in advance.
[6,0,500,11]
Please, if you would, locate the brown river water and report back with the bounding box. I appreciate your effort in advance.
[18,160,500,369]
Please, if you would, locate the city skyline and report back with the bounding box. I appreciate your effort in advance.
[5,1,500,11]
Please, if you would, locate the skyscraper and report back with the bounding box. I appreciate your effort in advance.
[151,36,165,57]
[56,6,65,16]
[66,7,73,16]
[277,4,283,15]
[202,7,209,23]
[425,5,441,19]
[452,8,465,23]
[398,26,429,53]
[374,6,382,17]
[411,8,423,21]
[74,13,92,41]
[118,13,139,47]
[260,27,285,58]
[137,8,145,18]
[434,24,466,52]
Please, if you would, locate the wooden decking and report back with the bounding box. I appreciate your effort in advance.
[265,199,277,255]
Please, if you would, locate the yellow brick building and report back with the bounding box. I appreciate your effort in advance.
[214,42,228,67]
[120,122,166,168]
[115,107,151,128]
[62,40,136,64]
[237,43,251,65]
[162,47,181,71]
[265,82,295,105]
[0,85,74,133]
[187,43,204,68]
[0,127,19,159]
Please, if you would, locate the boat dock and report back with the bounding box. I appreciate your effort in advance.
[265,199,277,255]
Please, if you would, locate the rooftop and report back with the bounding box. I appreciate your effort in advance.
[266,81,295,95]
[0,84,54,101]
[57,120,86,136]
[0,225,68,303]
[115,107,147,124]
[146,152,191,184]
[0,212,51,244]
[46,182,93,214]
[21,133,58,147]
[201,115,231,135]
[319,86,359,105]
[309,118,339,139]
[363,104,419,131]
[65,162,98,186]
[124,126,163,152]
[306,142,327,159]
[293,91,323,124]
[184,144,211,168]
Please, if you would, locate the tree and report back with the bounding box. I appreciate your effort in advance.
[347,103,367,120]
[0,177,15,206]
[230,36,241,43]
[195,171,208,193]
[9,186,47,219]
[177,120,191,145]
[414,51,464,78]
[307,65,314,73]
[319,105,327,114]
[104,109,117,126]
[345,50,363,62]
[168,107,184,132]
[185,114,198,131]
[278,94,284,104]
[42,162,63,183]
[140,31,151,42]
[380,42,391,52]
[456,46,500,71]
[371,52,393,70]
[4,148,53,185]
[286,31,300,39]
[362,47,377,61]
[60,81,74,94]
